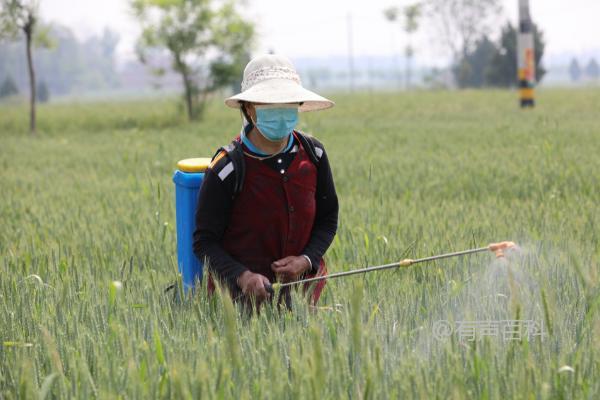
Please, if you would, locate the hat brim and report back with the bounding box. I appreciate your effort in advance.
[225,78,334,112]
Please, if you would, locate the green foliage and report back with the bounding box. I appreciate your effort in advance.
[383,2,422,88]
[0,0,50,52]
[403,3,421,34]
[32,18,53,48]
[1,90,600,398]
[383,2,422,31]
[383,5,399,22]
[0,0,33,38]
[0,1,45,43]
[131,0,254,121]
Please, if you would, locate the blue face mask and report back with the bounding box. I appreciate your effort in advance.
[254,106,299,142]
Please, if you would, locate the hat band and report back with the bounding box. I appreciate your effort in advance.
[241,66,301,91]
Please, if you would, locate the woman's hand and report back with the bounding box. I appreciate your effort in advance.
[271,256,311,283]
[237,271,271,301]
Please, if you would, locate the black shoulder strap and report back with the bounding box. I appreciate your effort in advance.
[295,131,321,166]
[229,140,245,195]
[213,139,246,196]
[213,132,321,198]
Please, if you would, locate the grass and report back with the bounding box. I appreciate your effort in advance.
[1,88,599,399]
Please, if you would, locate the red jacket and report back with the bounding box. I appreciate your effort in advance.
[206,133,329,304]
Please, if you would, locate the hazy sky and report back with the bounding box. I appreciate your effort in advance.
[40,0,600,65]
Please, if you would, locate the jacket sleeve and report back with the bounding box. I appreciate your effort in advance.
[301,142,339,272]
[192,158,247,292]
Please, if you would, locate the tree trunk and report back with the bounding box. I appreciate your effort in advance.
[25,22,36,135]
[174,54,195,121]
[181,70,195,121]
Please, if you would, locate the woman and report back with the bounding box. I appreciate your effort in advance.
[193,54,338,308]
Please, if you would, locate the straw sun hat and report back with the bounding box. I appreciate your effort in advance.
[225,54,334,112]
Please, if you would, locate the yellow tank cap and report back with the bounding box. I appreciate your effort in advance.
[177,157,211,173]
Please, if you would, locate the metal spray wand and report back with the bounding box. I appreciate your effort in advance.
[267,241,516,292]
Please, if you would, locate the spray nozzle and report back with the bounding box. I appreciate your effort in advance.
[487,241,517,258]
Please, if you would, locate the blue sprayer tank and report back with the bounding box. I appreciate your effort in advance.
[172,157,211,292]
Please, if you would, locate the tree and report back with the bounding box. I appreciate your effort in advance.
[569,58,581,82]
[383,2,422,89]
[486,22,546,87]
[100,28,119,60]
[36,78,48,102]
[131,0,254,121]
[383,6,400,87]
[426,0,501,60]
[585,58,599,81]
[402,4,421,88]
[453,35,496,88]
[1,24,123,97]
[0,74,18,97]
[0,0,49,134]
